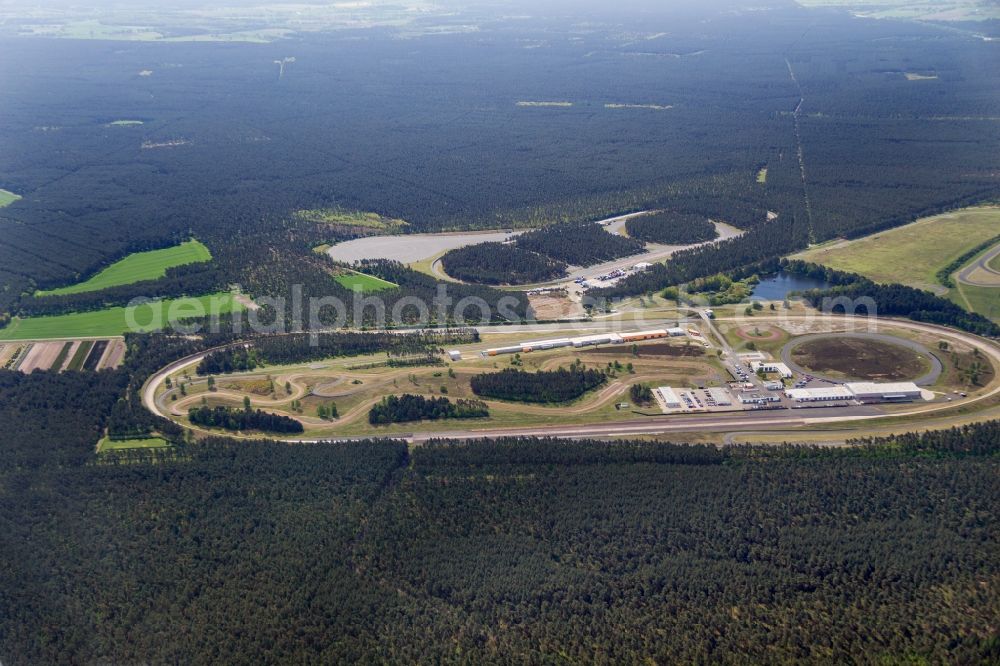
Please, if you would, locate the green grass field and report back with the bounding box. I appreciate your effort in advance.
[0,292,243,340]
[36,239,212,296]
[0,189,22,208]
[97,436,169,453]
[334,271,398,292]
[756,167,767,184]
[953,282,1000,323]
[294,209,407,230]
[793,207,1000,293]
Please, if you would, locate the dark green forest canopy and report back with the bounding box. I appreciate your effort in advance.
[1,361,998,663]
[0,4,997,314]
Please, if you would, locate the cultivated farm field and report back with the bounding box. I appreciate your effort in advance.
[0,292,242,340]
[36,239,212,296]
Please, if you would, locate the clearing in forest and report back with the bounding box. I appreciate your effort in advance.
[0,293,243,340]
[294,209,407,231]
[334,271,398,293]
[97,436,169,453]
[36,239,212,296]
[792,206,1000,294]
[0,189,21,207]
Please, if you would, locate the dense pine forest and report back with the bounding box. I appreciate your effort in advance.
[0,4,997,324]
[440,243,568,285]
[1,1,999,661]
[625,211,718,244]
[0,360,997,663]
[470,365,608,403]
[515,222,646,266]
[188,405,304,434]
[368,394,489,424]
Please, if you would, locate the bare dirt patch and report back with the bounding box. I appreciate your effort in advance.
[99,338,127,369]
[18,341,63,373]
[587,342,705,357]
[791,337,929,381]
[528,292,584,320]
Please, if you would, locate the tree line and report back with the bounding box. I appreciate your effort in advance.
[440,242,568,285]
[368,394,489,425]
[188,405,304,434]
[470,365,607,403]
[515,221,646,267]
[783,260,1000,337]
[624,211,717,244]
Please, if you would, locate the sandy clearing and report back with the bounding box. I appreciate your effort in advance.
[234,293,260,311]
[99,338,127,369]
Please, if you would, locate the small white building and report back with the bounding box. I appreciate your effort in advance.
[657,387,682,409]
[707,387,732,406]
[666,327,686,337]
[633,261,653,271]
[447,350,462,361]
[750,361,794,379]
[739,392,781,404]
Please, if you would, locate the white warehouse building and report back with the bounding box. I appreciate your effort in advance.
[785,386,854,402]
[845,382,923,403]
[657,387,682,409]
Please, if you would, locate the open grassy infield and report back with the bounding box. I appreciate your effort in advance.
[334,270,398,292]
[0,189,22,208]
[0,292,243,340]
[793,206,1000,293]
[36,239,212,296]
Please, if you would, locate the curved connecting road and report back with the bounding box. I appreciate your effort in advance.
[956,241,1000,287]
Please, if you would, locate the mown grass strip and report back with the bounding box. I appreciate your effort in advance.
[97,436,169,453]
[66,341,93,371]
[51,341,74,372]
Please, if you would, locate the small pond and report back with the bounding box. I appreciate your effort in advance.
[751,272,832,300]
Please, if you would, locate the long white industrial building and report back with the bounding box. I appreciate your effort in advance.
[484,329,672,356]
[845,382,924,403]
[785,381,923,403]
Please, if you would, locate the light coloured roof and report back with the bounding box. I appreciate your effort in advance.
[785,386,854,400]
[845,382,921,396]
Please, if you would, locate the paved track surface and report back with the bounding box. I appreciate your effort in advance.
[956,241,1000,287]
